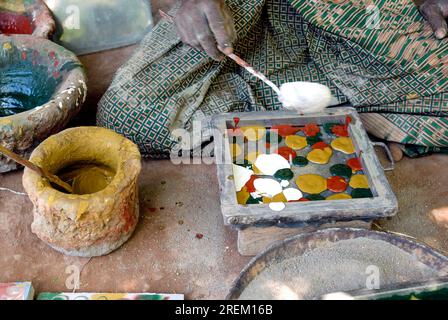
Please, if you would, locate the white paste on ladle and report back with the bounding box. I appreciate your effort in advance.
[279,82,333,113]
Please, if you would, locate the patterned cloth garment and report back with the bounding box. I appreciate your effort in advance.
[97,0,448,159]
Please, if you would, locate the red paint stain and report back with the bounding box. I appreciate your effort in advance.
[275,146,297,161]
[271,125,300,137]
[54,60,59,67]
[21,51,27,60]
[347,157,363,171]
[303,123,320,137]
[327,176,348,193]
[122,203,135,233]
[311,141,329,150]
[233,117,240,129]
[245,175,258,193]
[331,125,349,137]
[0,12,34,35]
[228,128,243,137]
[195,233,204,239]
[49,51,56,60]
[52,71,60,78]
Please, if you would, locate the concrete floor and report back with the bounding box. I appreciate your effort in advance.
[0,154,447,299]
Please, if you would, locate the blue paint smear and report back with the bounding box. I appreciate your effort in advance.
[0,45,80,117]
[0,65,58,116]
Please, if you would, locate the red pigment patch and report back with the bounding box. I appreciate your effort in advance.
[312,141,329,150]
[21,51,27,60]
[275,146,297,161]
[122,203,135,233]
[228,128,243,136]
[298,198,310,202]
[347,157,363,171]
[327,176,348,193]
[331,125,349,137]
[245,175,258,193]
[345,115,352,126]
[49,51,56,60]
[271,125,300,137]
[303,123,320,137]
[196,233,204,239]
[0,12,34,35]
[233,116,240,126]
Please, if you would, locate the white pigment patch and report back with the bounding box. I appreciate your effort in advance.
[253,178,282,198]
[232,164,253,192]
[254,154,290,176]
[283,188,303,201]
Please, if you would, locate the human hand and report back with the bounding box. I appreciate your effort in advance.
[174,0,237,60]
[418,0,448,39]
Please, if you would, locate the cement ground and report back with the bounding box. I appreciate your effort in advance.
[1,154,447,299]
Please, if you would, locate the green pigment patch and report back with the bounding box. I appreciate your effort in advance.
[324,123,339,135]
[351,188,373,198]
[246,196,262,204]
[330,164,352,179]
[306,194,325,201]
[292,156,309,167]
[306,134,322,145]
[274,168,294,181]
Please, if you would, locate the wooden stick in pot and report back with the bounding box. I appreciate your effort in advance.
[0,144,73,194]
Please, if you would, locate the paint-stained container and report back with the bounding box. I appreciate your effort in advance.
[0,35,87,173]
[22,127,142,257]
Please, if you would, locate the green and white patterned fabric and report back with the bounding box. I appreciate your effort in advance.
[97,0,448,158]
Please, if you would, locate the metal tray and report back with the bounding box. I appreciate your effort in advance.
[211,107,398,228]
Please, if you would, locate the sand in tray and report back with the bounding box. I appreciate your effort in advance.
[238,238,443,300]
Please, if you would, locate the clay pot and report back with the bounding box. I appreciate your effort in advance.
[0,0,55,38]
[22,127,142,257]
[0,35,86,173]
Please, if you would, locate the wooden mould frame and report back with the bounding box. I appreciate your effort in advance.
[211,107,398,228]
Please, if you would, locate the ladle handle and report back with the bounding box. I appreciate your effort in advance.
[0,144,73,194]
[159,10,281,95]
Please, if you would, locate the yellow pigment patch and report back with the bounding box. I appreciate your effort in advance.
[230,143,242,158]
[349,174,369,189]
[76,201,89,221]
[236,187,250,204]
[0,118,12,126]
[252,164,263,175]
[0,1,26,13]
[307,147,333,164]
[262,192,287,204]
[285,135,307,150]
[3,42,12,51]
[326,193,352,200]
[296,174,327,194]
[47,194,56,205]
[241,126,266,141]
[58,163,116,195]
[245,151,261,163]
[331,137,356,154]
